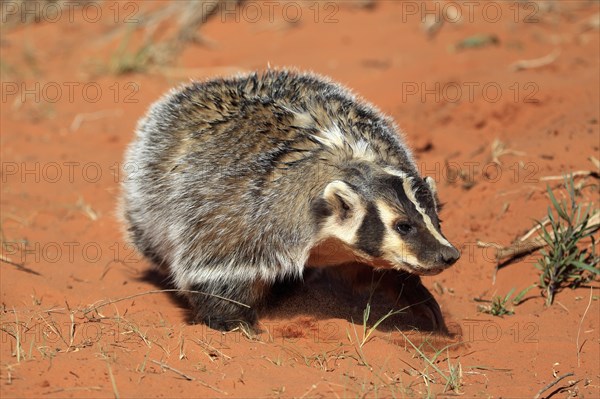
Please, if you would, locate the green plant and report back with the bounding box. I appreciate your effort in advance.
[359,301,404,348]
[477,285,536,316]
[536,176,599,306]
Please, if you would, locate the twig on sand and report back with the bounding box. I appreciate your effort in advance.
[478,212,599,267]
[580,12,600,32]
[510,49,561,72]
[494,163,599,265]
[477,239,544,265]
[541,170,599,181]
[0,254,41,275]
[533,372,575,399]
[490,139,525,165]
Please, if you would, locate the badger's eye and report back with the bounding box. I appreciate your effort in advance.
[395,223,413,236]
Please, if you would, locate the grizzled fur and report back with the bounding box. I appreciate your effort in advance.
[121,69,459,331]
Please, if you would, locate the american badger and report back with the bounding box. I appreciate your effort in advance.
[121,69,460,331]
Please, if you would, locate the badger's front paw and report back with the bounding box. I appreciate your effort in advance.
[195,308,259,333]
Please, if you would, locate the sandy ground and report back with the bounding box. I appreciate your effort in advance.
[1,1,599,397]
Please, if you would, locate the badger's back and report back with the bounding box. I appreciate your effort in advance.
[122,69,418,287]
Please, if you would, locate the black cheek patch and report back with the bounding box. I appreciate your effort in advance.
[356,203,384,257]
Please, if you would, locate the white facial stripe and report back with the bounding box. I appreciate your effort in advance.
[376,200,421,267]
[383,167,408,179]
[402,178,453,248]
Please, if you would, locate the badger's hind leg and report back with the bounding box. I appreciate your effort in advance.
[184,277,268,332]
[124,212,169,270]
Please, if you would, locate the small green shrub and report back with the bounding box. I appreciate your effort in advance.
[536,176,599,306]
[477,285,536,316]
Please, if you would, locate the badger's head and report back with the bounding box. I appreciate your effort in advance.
[312,165,460,275]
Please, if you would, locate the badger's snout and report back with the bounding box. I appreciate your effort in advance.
[436,245,460,267]
[408,244,460,275]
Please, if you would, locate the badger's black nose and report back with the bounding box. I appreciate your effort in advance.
[439,245,460,266]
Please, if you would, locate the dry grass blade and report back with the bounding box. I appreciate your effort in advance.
[152,360,228,394]
[106,362,120,399]
[67,312,76,352]
[38,313,69,348]
[510,49,561,72]
[179,332,186,360]
[70,110,123,132]
[192,339,231,361]
[75,197,99,221]
[397,331,462,393]
[576,287,593,367]
[44,386,103,395]
[12,308,23,363]
[152,360,194,381]
[83,289,250,316]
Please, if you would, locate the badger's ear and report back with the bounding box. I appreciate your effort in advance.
[424,176,440,211]
[424,176,437,196]
[323,180,361,221]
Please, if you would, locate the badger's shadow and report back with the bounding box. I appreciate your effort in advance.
[266,264,449,333]
[137,269,192,313]
[139,264,449,334]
